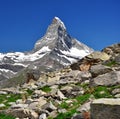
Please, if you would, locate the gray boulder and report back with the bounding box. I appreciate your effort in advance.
[0,91,8,94]
[0,104,6,108]
[115,54,120,63]
[90,64,112,78]
[39,113,47,119]
[114,94,120,98]
[102,43,120,57]
[41,102,57,112]
[77,102,91,112]
[72,114,84,119]
[91,98,120,119]
[11,104,28,109]
[112,88,120,95]
[7,108,38,119]
[91,71,120,86]
[58,70,91,85]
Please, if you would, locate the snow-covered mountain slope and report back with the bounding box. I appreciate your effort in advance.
[0,17,93,85]
[0,46,51,62]
[34,17,93,64]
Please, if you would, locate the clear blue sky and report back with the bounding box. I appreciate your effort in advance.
[0,0,120,53]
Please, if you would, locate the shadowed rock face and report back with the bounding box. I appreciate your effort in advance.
[91,98,120,119]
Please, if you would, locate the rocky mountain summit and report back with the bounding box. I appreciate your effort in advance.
[0,43,120,119]
[0,17,93,87]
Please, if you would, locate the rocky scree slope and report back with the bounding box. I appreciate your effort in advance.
[0,43,120,119]
[0,17,93,88]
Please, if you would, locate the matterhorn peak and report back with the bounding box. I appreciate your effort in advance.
[52,16,66,30]
[34,17,93,53]
[34,17,68,51]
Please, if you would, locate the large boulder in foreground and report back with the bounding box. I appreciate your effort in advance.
[91,71,120,86]
[91,98,120,119]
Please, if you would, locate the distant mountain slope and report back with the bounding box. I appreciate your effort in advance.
[0,17,93,86]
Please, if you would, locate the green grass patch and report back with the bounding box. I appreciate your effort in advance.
[105,60,118,67]
[26,89,34,95]
[0,94,22,109]
[40,86,51,92]
[59,101,69,109]
[0,113,15,119]
[93,86,113,98]
[55,108,77,119]
[48,117,53,119]
[80,83,89,89]
[76,94,91,104]
[109,85,120,90]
